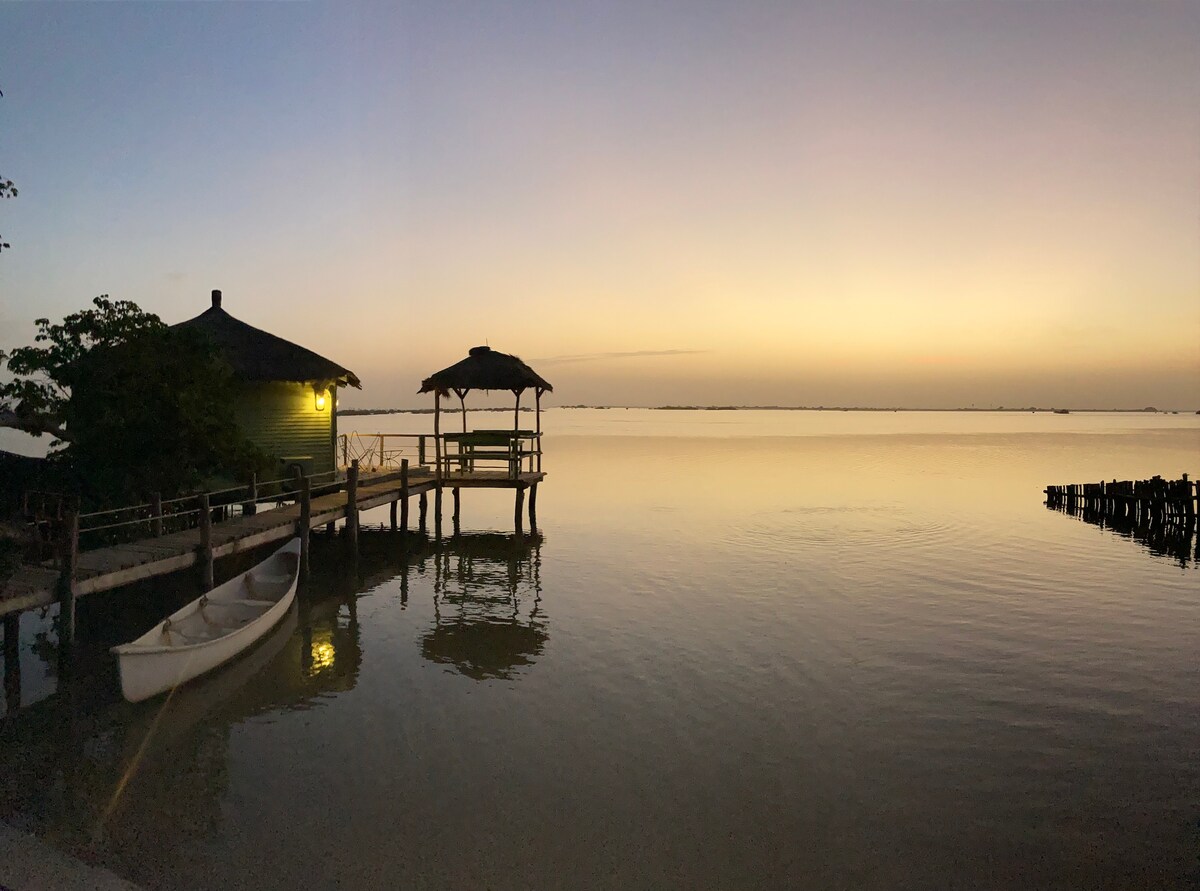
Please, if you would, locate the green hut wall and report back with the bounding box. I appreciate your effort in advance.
[234,381,338,476]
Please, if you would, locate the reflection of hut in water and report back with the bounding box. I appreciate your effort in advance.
[422,532,546,680]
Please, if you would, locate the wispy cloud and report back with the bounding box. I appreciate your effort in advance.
[534,349,711,366]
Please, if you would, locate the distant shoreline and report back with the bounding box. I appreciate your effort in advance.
[340,405,1194,416]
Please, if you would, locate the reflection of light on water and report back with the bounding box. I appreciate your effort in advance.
[308,632,336,675]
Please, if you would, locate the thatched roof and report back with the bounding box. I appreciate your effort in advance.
[418,346,551,396]
[174,291,361,388]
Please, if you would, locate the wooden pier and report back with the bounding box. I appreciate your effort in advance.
[1,448,545,626]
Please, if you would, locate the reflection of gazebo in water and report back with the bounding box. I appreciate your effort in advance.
[419,346,552,481]
[422,532,546,680]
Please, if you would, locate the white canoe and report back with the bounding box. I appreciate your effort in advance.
[110,538,302,703]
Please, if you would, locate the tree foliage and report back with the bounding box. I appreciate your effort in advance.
[1,296,269,508]
[1,296,162,439]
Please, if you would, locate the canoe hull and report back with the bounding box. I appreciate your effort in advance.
[111,539,301,703]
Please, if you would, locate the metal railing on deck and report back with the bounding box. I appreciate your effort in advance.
[338,433,433,472]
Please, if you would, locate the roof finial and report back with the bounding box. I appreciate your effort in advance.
[211,289,222,309]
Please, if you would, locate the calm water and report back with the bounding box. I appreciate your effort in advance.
[2,410,1198,889]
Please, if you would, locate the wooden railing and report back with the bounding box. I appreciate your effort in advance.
[438,430,542,479]
[21,468,345,558]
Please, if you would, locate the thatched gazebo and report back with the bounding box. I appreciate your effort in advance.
[175,290,361,477]
[418,346,552,478]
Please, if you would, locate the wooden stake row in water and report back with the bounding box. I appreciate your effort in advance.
[1044,474,1198,532]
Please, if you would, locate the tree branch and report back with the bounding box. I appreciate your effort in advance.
[0,408,69,440]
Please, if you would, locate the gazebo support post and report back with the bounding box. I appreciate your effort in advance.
[513,389,522,432]
[434,392,442,484]
[434,391,443,539]
[455,388,469,434]
[535,387,544,472]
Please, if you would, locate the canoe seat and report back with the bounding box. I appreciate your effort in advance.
[201,601,271,629]
[168,628,223,645]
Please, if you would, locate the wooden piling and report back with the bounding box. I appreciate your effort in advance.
[419,491,428,534]
[452,487,461,524]
[346,459,360,548]
[1046,473,1198,538]
[151,492,163,537]
[198,492,214,591]
[529,482,538,532]
[390,499,398,532]
[434,486,443,540]
[514,486,525,535]
[298,475,311,577]
[245,472,258,517]
[57,509,79,658]
[400,460,410,533]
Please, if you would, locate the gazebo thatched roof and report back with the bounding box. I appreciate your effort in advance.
[174,290,361,388]
[418,346,551,396]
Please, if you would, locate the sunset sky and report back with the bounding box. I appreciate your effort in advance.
[1,1,1197,410]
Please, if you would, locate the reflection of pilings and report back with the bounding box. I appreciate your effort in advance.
[1046,498,1197,568]
[423,532,547,680]
[4,613,20,715]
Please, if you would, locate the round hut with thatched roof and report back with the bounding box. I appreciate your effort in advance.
[175,290,360,479]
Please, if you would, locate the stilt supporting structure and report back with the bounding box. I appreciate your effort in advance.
[198,493,214,591]
[400,460,410,533]
[298,475,311,577]
[346,459,360,549]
